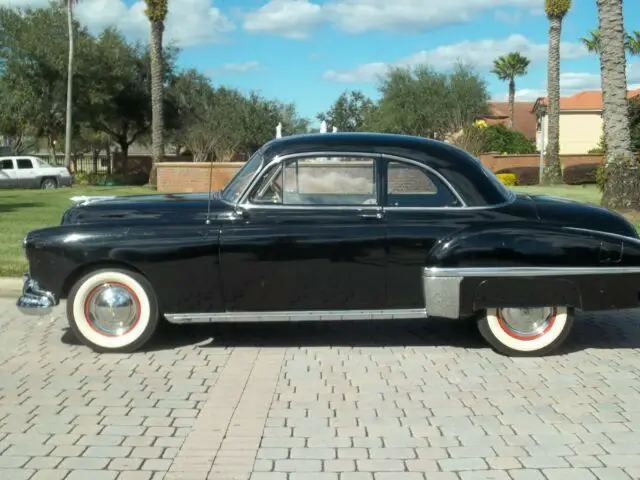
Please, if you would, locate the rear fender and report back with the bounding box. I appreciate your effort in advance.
[422,224,640,319]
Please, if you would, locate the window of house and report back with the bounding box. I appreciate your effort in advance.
[386,160,461,207]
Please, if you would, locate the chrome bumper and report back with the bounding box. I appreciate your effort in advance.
[16,275,58,316]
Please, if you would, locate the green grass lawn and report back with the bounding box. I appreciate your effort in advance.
[0,186,150,277]
[0,183,634,277]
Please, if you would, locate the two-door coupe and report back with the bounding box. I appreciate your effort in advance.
[16,133,640,356]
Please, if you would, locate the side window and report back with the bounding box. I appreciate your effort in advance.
[252,156,377,206]
[386,160,461,207]
[0,159,13,169]
[16,158,33,169]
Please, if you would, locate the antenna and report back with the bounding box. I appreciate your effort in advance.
[205,154,214,225]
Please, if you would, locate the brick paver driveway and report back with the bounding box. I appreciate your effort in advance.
[2,299,640,479]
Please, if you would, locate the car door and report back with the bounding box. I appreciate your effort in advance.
[219,153,387,313]
[0,159,16,188]
[381,156,482,310]
[14,157,37,188]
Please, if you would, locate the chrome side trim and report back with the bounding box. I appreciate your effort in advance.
[164,308,427,324]
[16,274,58,316]
[426,266,640,277]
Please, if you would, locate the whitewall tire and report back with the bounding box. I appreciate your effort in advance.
[67,268,159,353]
[477,306,574,357]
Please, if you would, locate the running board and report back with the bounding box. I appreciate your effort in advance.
[164,308,427,324]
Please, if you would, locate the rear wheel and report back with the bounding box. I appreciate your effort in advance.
[477,306,574,357]
[41,178,57,189]
[67,268,159,353]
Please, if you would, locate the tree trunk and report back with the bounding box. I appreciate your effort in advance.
[106,143,113,175]
[116,138,129,174]
[542,15,564,185]
[598,0,637,209]
[148,19,165,188]
[64,0,74,170]
[508,78,515,130]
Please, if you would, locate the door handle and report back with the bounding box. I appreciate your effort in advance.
[359,212,383,220]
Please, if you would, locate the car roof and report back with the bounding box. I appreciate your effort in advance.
[259,132,512,207]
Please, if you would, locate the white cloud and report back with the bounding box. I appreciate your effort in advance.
[242,0,542,38]
[243,0,323,39]
[494,9,523,23]
[207,61,262,75]
[323,34,587,84]
[0,0,234,47]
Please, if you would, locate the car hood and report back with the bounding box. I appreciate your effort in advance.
[60,192,233,225]
[518,193,638,238]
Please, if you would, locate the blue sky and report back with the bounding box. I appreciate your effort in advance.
[9,0,640,126]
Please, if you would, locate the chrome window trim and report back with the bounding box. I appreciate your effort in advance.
[382,154,467,207]
[238,151,381,210]
[233,150,515,212]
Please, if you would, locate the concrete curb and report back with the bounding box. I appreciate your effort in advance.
[0,277,22,298]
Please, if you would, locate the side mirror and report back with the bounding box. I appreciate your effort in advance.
[232,206,250,219]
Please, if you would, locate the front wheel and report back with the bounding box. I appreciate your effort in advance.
[67,268,159,353]
[477,306,574,357]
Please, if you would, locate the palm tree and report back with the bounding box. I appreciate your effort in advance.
[63,0,77,170]
[541,0,572,185]
[629,31,640,55]
[491,53,531,130]
[581,29,601,54]
[144,0,168,186]
[597,0,636,209]
[581,28,639,55]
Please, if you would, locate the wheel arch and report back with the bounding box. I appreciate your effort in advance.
[60,260,147,299]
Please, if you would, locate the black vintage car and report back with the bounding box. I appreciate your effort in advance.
[16,133,640,356]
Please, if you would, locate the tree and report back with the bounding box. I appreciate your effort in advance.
[629,31,640,55]
[85,29,179,171]
[0,5,96,161]
[317,90,376,132]
[144,0,168,185]
[581,28,639,55]
[597,0,637,209]
[371,63,489,139]
[581,29,602,54]
[62,0,77,169]
[542,0,572,185]
[491,53,531,130]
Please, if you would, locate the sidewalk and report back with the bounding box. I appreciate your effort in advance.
[0,276,21,297]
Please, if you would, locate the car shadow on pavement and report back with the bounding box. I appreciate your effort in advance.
[59,311,640,355]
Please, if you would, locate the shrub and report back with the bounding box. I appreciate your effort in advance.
[563,163,599,185]
[72,171,148,186]
[496,173,517,186]
[496,166,539,186]
[483,124,537,154]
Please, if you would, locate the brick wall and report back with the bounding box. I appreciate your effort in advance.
[157,162,244,193]
[479,153,604,173]
[156,154,611,193]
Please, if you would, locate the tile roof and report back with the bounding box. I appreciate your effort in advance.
[482,101,537,140]
[535,88,640,111]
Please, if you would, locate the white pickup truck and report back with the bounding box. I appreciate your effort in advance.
[0,155,72,189]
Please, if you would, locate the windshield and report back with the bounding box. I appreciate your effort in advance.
[220,149,265,204]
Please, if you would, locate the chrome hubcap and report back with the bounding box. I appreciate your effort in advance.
[86,284,139,336]
[499,307,554,337]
